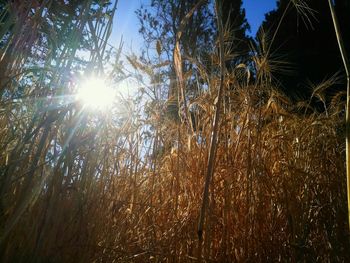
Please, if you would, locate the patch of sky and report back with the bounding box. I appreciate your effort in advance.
[242,0,277,37]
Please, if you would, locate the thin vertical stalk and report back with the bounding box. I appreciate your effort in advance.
[197,0,225,260]
[328,0,350,232]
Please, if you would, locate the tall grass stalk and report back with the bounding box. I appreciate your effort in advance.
[197,0,225,260]
[328,0,350,233]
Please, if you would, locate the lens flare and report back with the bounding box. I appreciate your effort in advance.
[77,77,115,110]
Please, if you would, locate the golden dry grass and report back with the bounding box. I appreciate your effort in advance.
[0,1,349,262]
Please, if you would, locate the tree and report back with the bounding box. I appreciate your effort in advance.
[136,0,215,62]
[135,0,216,102]
[221,0,251,66]
[259,0,350,101]
[135,0,252,130]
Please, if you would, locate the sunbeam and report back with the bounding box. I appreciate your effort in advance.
[76,77,116,110]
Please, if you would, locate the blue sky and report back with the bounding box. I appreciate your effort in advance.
[243,0,277,36]
[109,0,278,53]
[110,0,143,52]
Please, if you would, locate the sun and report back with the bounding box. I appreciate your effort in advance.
[76,77,115,110]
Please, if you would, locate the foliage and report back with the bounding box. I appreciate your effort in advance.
[136,0,215,60]
[221,0,252,66]
[259,0,350,101]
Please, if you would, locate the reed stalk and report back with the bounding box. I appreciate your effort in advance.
[328,0,350,233]
[197,0,226,260]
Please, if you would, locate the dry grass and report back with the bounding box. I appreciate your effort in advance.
[0,1,349,262]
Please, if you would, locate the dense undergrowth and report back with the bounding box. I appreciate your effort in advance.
[0,0,349,262]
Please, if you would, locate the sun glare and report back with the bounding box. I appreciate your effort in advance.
[77,77,115,110]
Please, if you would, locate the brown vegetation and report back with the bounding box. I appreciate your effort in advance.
[0,0,349,262]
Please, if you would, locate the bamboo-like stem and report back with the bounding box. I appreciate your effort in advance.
[197,0,226,260]
[327,0,350,232]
